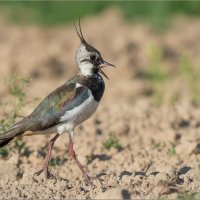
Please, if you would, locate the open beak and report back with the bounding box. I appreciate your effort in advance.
[100,61,115,68]
[98,61,115,79]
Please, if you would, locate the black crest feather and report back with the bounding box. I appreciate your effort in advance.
[74,18,86,43]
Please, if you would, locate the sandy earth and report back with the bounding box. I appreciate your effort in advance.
[1,9,200,199]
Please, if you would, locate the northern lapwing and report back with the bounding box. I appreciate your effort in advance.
[0,21,115,184]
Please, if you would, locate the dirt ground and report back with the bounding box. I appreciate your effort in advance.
[1,9,200,199]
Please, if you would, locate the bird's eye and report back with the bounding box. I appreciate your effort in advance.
[90,55,96,61]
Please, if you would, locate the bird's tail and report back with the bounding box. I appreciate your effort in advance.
[0,121,25,148]
[0,137,14,148]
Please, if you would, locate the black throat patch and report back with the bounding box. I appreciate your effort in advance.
[77,74,105,102]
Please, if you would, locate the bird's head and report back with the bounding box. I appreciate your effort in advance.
[75,21,115,79]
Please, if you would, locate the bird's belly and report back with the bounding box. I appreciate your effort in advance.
[59,94,99,131]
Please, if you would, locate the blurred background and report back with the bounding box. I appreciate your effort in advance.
[1,1,200,26]
[0,1,200,106]
[1,2,200,199]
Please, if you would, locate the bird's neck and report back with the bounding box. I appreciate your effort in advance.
[76,73,105,102]
[88,74,105,102]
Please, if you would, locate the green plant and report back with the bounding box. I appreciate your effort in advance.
[167,144,176,156]
[12,140,26,154]
[151,139,163,151]
[50,157,61,166]
[8,73,31,114]
[0,148,9,158]
[143,45,169,105]
[0,73,31,158]
[158,196,166,200]
[0,2,200,28]
[169,91,180,105]
[0,73,31,134]
[177,192,198,200]
[180,54,200,106]
[145,45,167,82]
[0,118,13,134]
[104,133,122,151]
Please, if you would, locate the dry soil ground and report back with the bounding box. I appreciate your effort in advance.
[1,10,200,199]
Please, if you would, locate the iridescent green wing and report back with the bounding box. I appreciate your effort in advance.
[25,77,77,131]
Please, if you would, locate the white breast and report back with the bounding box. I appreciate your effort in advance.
[57,88,99,133]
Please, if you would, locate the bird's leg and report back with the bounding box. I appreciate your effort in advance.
[35,133,60,178]
[69,130,93,185]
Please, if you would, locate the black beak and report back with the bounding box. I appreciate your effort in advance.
[99,60,115,68]
[98,60,115,80]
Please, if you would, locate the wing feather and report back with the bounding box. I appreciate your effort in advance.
[26,80,76,131]
[0,75,92,139]
[22,77,90,131]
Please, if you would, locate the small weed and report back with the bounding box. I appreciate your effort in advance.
[167,144,176,156]
[169,91,180,105]
[177,192,198,200]
[145,45,168,82]
[193,165,200,179]
[151,139,163,151]
[7,73,31,117]
[50,157,61,166]
[8,73,31,98]
[180,54,200,106]
[143,45,169,105]
[0,73,31,157]
[12,140,26,154]
[0,118,14,134]
[158,196,166,200]
[142,47,200,106]
[0,148,9,158]
[0,73,31,134]
[104,133,122,151]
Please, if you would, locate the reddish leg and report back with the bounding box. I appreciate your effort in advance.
[69,131,93,185]
[35,133,60,178]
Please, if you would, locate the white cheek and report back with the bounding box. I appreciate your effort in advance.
[79,62,93,76]
[76,45,97,76]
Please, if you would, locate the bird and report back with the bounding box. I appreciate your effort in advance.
[0,20,115,185]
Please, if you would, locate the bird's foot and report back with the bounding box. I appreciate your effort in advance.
[35,167,54,179]
[82,173,97,186]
